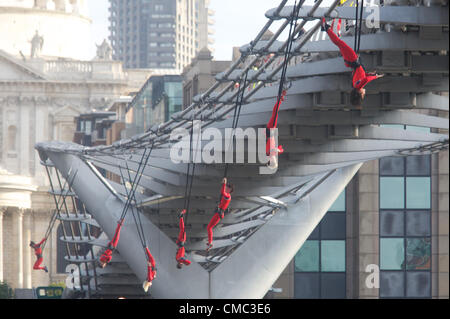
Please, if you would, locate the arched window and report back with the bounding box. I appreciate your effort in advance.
[7,126,17,151]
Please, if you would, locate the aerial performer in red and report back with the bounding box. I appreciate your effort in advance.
[176,209,191,269]
[99,220,123,268]
[30,239,48,273]
[206,178,233,251]
[143,247,157,292]
[321,17,384,107]
[265,90,287,170]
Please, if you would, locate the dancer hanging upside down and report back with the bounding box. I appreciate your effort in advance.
[99,220,123,268]
[143,247,157,293]
[176,209,191,269]
[206,178,233,251]
[321,18,384,107]
[265,90,287,170]
[30,239,48,273]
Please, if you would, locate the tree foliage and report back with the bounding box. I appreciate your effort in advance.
[0,281,14,299]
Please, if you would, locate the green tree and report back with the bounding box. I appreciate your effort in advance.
[0,281,14,299]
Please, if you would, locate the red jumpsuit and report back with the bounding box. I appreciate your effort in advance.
[266,90,287,156]
[99,221,123,265]
[325,27,378,90]
[207,183,231,245]
[176,213,191,266]
[99,249,112,264]
[145,247,157,282]
[32,238,47,271]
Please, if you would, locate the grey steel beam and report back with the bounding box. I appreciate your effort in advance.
[285,55,449,79]
[416,92,449,111]
[209,164,361,298]
[298,32,449,54]
[251,74,449,101]
[241,32,449,55]
[266,5,449,26]
[41,150,210,298]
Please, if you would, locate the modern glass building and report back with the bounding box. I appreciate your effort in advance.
[379,126,433,298]
[267,124,448,299]
[125,75,183,137]
[294,191,347,298]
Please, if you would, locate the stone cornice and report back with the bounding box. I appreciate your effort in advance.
[0,80,128,86]
[0,6,92,23]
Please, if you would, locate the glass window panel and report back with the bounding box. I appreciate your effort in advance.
[406,211,431,237]
[294,273,319,299]
[380,271,405,298]
[380,124,405,130]
[405,238,431,270]
[295,240,319,272]
[321,240,345,272]
[85,121,92,135]
[406,177,431,209]
[328,190,345,212]
[406,155,431,176]
[406,272,431,298]
[320,212,346,240]
[380,211,404,237]
[405,126,431,133]
[380,177,405,209]
[380,238,405,270]
[308,225,320,240]
[380,157,404,176]
[321,273,346,299]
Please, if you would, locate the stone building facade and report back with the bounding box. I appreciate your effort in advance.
[0,0,152,290]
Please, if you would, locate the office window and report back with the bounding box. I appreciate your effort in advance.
[321,241,345,272]
[406,177,431,209]
[294,190,346,299]
[405,238,431,270]
[406,155,430,176]
[380,157,404,176]
[406,272,431,297]
[406,211,430,237]
[380,177,404,209]
[380,272,405,298]
[380,238,404,270]
[379,154,431,298]
[295,241,319,272]
[380,211,404,237]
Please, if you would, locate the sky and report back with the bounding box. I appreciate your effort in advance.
[87,0,319,61]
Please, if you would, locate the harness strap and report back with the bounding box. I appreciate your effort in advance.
[344,58,361,70]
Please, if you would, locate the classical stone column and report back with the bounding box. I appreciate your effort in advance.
[11,209,24,289]
[0,208,4,282]
[23,211,32,289]
[34,0,49,9]
[54,0,66,11]
[69,0,80,14]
